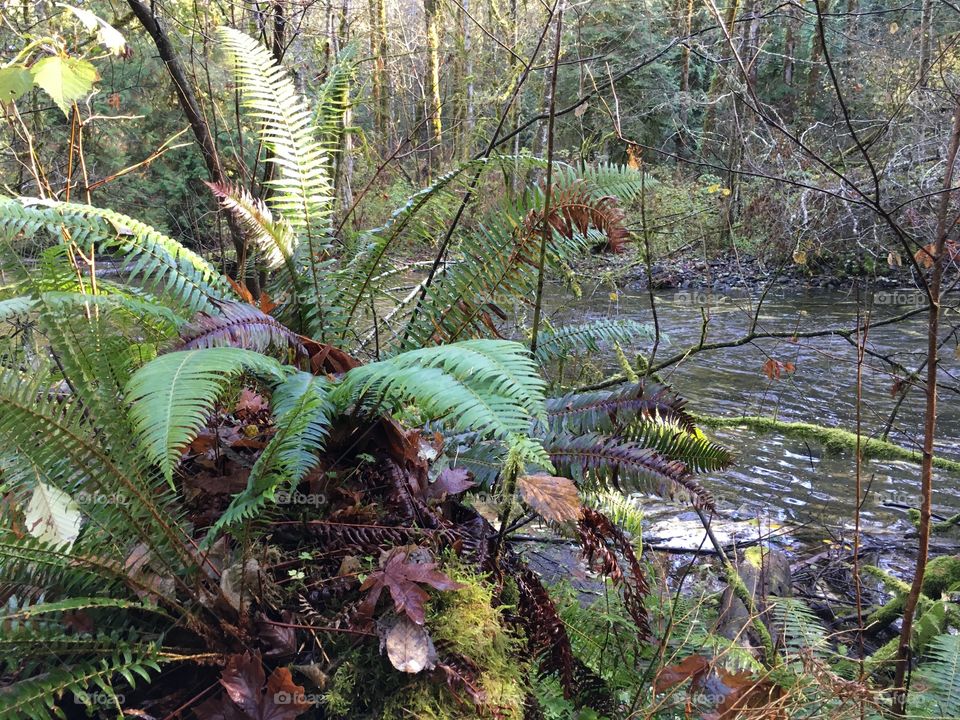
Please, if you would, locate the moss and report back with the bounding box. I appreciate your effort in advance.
[321,662,357,716]
[862,560,960,633]
[865,635,899,675]
[909,508,960,534]
[743,545,765,568]
[921,555,960,598]
[382,559,526,720]
[867,596,904,629]
[692,413,960,473]
[863,565,910,595]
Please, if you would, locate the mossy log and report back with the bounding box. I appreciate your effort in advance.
[863,559,960,672]
[692,413,960,474]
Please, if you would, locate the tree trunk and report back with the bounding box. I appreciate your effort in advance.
[369,0,389,140]
[424,0,443,175]
[335,0,354,213]
[676,0,695,155]
[891,95,960,718]
[702,0,740,143]
[464,0,475,149]
[919,0,934,86]
[126,0,250,280]
[744,0,761,91]
[806,0,830,112]
[783,2,796,87]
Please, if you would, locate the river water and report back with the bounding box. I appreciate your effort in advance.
[546,282,960,539]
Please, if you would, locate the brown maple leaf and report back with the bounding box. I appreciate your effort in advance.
[197,651,312,720]
[424,467,475,501]
[359,548,464,625]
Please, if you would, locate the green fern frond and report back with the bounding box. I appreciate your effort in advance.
[445,440,505,487]
[572,162,650,203]
[534,319,656,363]
[0,358,190,569]
[1,596,167,625]
[125,348,287,487]
[340,340,546,440]
[0,533,128,599]
[205,181,296,273]
[545,381,694,435]
[208,372,332,540]
[0,643,162,720]
[312,46,356,154]
[335,155,550,337]
[0,197,231,313]
[399,206,587,349]
[583,491,646,537]
[544,432,715,511]
[917,634,960,718]
[769,597,828,655]
[218,27,334,246]
[627,420,734,473]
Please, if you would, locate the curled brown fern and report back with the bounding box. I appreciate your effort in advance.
[577,507,651,639]
[527,180,631,253]
[514,568,575,697]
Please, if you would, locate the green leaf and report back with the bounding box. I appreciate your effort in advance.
[125,348,287,488]
[23,482,82,548]
[30,56,98,116]
[0,66,33,103]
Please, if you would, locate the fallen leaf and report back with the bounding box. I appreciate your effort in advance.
[210,651,313,720]
[425,467,474,501]
[381,615,437,673]
[915,239,960,269]
[712,669,781,719]
[517,474,581,523]
[227,276,255,304]
[221,558,264,615]
[259,291,278,314]
[257,613,297,659]
[655,654,782,719]
[359,548,464,625]
[236,389,269,417]
[890,376,905,398]
[655,654,710,694]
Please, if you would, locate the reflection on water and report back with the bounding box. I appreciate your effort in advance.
[545,282,960,534]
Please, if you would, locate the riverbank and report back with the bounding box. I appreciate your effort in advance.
[579,246,918,294]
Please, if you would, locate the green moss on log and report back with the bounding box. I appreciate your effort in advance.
[922,555,960,597]
[692,414,960,473]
